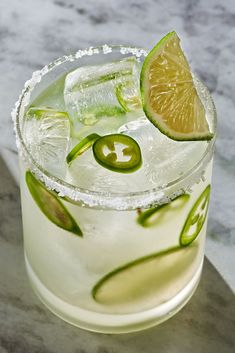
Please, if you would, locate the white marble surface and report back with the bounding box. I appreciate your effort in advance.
[0,0,235,348]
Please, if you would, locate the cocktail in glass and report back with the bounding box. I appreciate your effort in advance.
[13,44,216,333]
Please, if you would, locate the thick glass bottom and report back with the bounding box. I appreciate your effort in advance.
[25,254,203,334]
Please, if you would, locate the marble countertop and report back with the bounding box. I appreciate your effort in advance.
[0,0,235,351]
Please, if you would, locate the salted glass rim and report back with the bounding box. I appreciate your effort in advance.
[12,45,217,210]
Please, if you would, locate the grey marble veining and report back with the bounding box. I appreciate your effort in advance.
[0,155,235,353]
[0,0,235,349]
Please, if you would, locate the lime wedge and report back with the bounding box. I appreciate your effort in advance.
[26,171,83,236]
[140,31,213,141]
[180,185,211,246]
[92,245,198,307]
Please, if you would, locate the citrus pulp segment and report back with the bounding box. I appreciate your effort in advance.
[140,31,213,141]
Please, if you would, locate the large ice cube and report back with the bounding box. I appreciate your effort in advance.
[23,107,70,177]
[64,57,141,134]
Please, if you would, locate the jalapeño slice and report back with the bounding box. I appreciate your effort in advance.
[25,171,83,236]
[137,194,190,227]
[180,185,211,246]
[66,133,100,164]
[92,134,142,173]
[92,245,199,305]
[116,81,142,113]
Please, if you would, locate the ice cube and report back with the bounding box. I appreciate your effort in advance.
[64,57,141,134]
[23,107,70,177]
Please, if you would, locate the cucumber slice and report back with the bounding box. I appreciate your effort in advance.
[180,185,211,246]
[137,194,190,227]
[92,245,198,306]
[25,171,83,236]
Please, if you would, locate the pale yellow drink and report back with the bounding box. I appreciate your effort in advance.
[14,45,216,333]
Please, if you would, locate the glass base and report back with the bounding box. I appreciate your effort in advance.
[25,254,203,334]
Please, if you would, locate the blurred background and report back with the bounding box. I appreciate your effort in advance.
[0,0,234,290]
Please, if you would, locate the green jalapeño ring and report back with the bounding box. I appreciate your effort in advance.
[93,134,142,173]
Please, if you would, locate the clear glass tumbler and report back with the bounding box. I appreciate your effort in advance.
[13,46,216,333]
